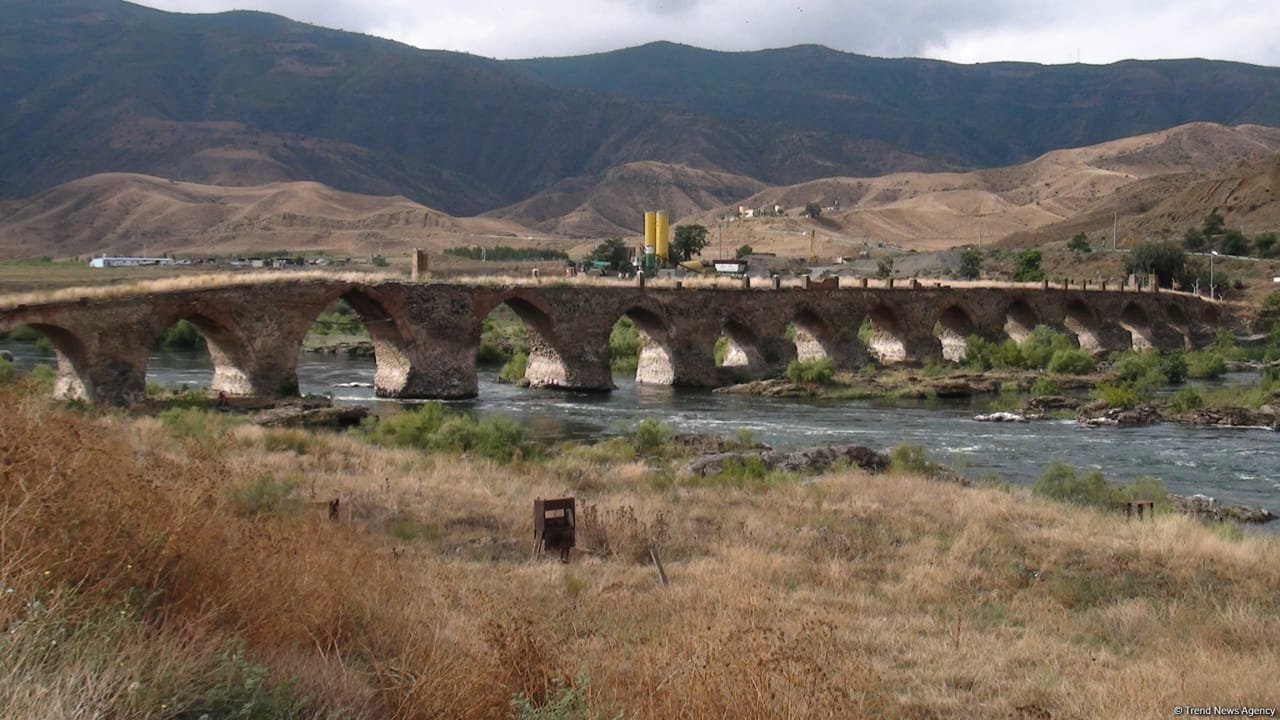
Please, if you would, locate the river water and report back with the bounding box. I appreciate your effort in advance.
[4,342,1277,514]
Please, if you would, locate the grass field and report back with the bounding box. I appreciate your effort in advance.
[1,384,1277,719]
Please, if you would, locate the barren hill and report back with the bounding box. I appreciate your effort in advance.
[0,174,544,260]
[489,162,766,238]
[685,123,1280,256]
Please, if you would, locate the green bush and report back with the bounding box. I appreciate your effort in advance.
[630,418,671,456]
[785,358,835,385]
[230,475,299,517]
[511,673,621,720]
[1047,348,1095,375]
[1033,463,1122,508]
[157,319,206,351]
[888,444,943,476]
[0,356,13,384]
[365,402,533,462]
[1033,463,1169,512]
[27,363,57,392]
[159,407,241,440]
[499,352,529,384]
[1092,382,1142,409]
[7,325,42,341]
[1168,388,1204,413]
[1021,326,1074,369]
[1187,351,1227,380]
[609,317,641,374]
[1030,377,1061,396]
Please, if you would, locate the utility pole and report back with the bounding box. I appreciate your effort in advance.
[1113,212,1118,251]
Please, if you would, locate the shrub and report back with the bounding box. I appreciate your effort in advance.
[609,318,641,374]
[1187,351,1227,380]
[1033,463,1169,512]
[888,444,943,476]
[511,673,621,720]
[1012,250,1045,282]
[27,363,57,392]
[1092,382,1141,409]
[713,336,729,365]
[157,319,206,351]
[785,358,835,385]
[1030,377,1061,396]
[159,407,241,441]
[500,352,529,384]
[1047,348,1095,375]
[0,355,13,384]
[365,402,533,462]
[1168,388,1204,413]
[8,324,42,341]
[1033,463,1123,509]
[230,475,298,517]
[630,419,671,456]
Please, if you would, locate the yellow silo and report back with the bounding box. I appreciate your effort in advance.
[656,211,670,264]
[643,211,657,270]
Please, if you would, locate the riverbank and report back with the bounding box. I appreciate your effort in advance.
[3,390,1278,718]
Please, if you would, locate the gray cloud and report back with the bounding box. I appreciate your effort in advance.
[133,0,1280,65]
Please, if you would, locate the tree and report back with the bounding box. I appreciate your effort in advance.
[802,202,822,218]
[671,224,709,263]
[1255,231,1278,258]
[1012,250,1045,282]
[1067,232,1091,254]
[1219,229,1249,256]
[589,238,631,272]
[1202,210,1225,236]
[1182,227,1206,252]
[735,244,753,259]
[958,247,982,280]
[875,257,895,279]
[1125,241,1186,288]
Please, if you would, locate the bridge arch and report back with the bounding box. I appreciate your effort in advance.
[613,306,676,385]
[1063,301,1104,355]
[934,305,977,363]
[863,306,907,364]
[1004,300,1039,343]
[717,318,766,375]
[149,310,255,395]
[482,293,571,389]
[23,323,92,400]
[300,287,418,397]
[790,308,835,362]
[1165,304,1192,349]
[1120,302,1155,351]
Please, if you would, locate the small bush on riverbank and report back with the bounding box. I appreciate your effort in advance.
[630,418,672,456]
[1033,462,1169,511]
[785,358,834,385]
[365,402,533,461]
[1092,382,1142,409]
[1047,347,1095,375]
[1187,350,1228,379]
[964,326,1076,371]
[499,351,529,384]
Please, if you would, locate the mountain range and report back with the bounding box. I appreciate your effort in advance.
[4,0,1280,230]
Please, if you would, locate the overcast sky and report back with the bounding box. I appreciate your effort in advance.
[132,0,1280,66]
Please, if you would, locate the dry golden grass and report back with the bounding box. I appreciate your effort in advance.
[2,393,1278,719]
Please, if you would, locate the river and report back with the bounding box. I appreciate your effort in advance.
[4,341,1277,515]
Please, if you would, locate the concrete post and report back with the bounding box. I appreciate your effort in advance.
[771,275,781,289]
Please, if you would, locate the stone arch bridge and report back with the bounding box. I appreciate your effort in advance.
[0,276,1224,405]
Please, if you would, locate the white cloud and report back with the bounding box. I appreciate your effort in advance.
[131,0,1280,65]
